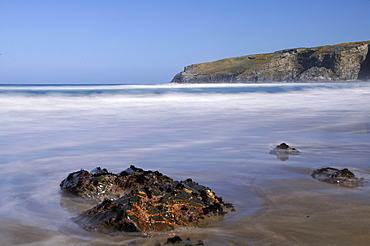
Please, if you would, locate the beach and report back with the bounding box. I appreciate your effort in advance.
[0,83,369,245]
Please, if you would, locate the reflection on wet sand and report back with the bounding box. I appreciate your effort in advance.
[269,143,300,161]
[233,177,370,245]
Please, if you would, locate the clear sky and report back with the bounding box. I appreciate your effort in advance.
[1,0,370,84]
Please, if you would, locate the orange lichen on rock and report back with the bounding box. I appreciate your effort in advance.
[61,166,234,235]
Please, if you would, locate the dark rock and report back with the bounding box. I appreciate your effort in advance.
[358,45,370,80]
[269,143,300,161]
[311,167,365,186]
[60,165,172,202]
[166,236,183,244]
[60,166,234,235]
[161,236,203,245]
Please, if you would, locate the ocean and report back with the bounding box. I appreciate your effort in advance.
[1,82,370,245]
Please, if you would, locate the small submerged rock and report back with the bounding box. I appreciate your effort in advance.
[269,143,300,161]
[311,167,365,186]
[60,165,234,235]
[155,235,204,245]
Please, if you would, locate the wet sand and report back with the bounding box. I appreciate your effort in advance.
[141,174,370,246]
[1,83,370,245]
[0,169,369,246]
[235,174,370,245]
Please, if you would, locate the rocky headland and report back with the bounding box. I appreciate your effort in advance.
[171,41,370,83]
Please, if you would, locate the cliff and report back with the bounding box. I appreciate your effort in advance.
[171,41,370,83]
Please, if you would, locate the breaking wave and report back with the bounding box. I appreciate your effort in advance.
[1,82,368,97]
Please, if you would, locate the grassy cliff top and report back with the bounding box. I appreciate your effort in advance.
[186,41,370,76]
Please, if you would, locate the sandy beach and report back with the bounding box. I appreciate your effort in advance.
[242,175,370,245]
[0,83,369,245]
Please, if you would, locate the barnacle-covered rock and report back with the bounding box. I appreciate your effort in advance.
[269,143,300,161]
[60,166,234,235]
[60,166,173,202]
[311,167,365,186]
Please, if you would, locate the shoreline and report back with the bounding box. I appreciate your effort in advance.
[0,79,370,87]
[170,79,370,84]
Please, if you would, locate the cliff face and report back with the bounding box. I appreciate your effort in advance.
[171,41,370,83]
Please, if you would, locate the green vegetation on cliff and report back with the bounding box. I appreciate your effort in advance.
[172,41,370,83]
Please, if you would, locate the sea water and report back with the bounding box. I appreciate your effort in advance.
[0,83,369,245]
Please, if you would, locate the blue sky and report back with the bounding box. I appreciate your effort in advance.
[1,0,369,84]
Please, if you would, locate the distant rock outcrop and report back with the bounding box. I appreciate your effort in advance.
[171,41,370,83]
[269,143,300,161]
[311,167,365,187]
